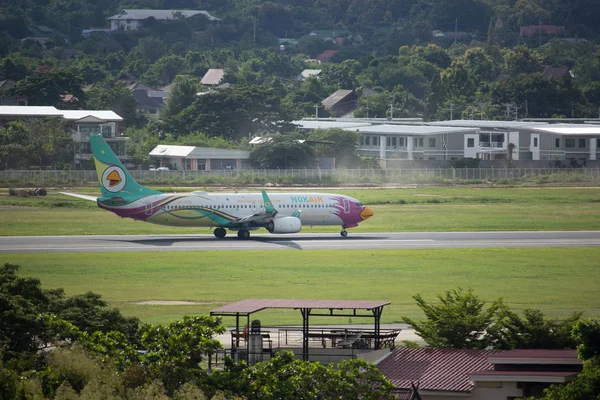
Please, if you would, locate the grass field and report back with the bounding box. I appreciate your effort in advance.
[2,186,600,235]
[3,248,600,325]
[2,185,599,326]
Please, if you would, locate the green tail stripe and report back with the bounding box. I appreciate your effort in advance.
[261,190,277,213]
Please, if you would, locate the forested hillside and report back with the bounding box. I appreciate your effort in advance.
[1,0,600,169]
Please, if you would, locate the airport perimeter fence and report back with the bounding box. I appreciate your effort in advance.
[1,167,600,186]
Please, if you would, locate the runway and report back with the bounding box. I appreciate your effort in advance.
[2,231,600,253]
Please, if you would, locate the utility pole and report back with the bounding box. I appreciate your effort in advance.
[315,104,319,119]
[455,18,458,46]
[253,17,256,44]
[449,103,454,120]
[389,97,394,120]
[366,99,370,119]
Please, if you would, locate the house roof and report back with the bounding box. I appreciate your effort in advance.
[108,9,219,21]
[61,110,123,122]
[377,348,499,393]
[201,69,225,85]
[543,65,574,79]
[322,89,355,109]
[470,370,579,383]
[0,106,63,117]
[0,106,123,121]
[150,145,195,157]
[300,69,322,79]
[316,49,339,63]
[488,349,580,365]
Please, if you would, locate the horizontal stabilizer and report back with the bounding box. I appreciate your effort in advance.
[60,192,98,201]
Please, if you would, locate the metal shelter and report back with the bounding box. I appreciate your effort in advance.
[210,299,391,361]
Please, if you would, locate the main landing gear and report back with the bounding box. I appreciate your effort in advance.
[237,229,250,240]
[214,227,226,238]
[340,229,348,237]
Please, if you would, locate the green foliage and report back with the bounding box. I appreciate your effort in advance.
[249,135,316,169]
[241,351,396,400]
[494,309,582,350]
[307,128,362,168]
[573,318,600,361]
[401,287,507,349]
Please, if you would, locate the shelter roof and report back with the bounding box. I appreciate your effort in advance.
[211,299,390,315]
[300,69,322,79]
[344,124,478,136]
[377,348,499,393]
[529,124,600,135]
[150,145,195,157]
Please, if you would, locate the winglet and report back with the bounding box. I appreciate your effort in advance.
[261,190,277,214]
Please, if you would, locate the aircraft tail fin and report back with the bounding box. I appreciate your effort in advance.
[90,134,161,200]
[261,190,277,214]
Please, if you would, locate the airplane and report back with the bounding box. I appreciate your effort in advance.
[62,134,374,239]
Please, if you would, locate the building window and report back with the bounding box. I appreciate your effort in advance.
[391,137,397,147]
[373,136,379,146]
[428,138,436,147]
[398,137,405,146]
[555,138,560,148]
[364,136,370,145]
[414,138,424,147]
[579,138,586,148]
[533,137,538,147]
[565,138,575,148]
[101,125,113,138]
[467,138,475,148]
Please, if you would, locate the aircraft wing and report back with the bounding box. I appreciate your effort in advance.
[60,192,98,202]
[231,190,278,225]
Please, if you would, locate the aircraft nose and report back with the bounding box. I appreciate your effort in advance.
[360,206,374,221]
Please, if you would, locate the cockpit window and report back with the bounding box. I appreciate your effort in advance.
[356,202,363,207]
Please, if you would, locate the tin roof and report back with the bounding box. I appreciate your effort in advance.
[428,120,545,129]
[321,89,354,109]
[529,124,600,135]
[292,120,372,130]
[61,110,123,121]
[211,299,391,315]
[0,106,122,121]
[377,348,499,392]
[344,124,478,136]
[108,9,220,21]
[201,69,225,85]
[149,145,250,159]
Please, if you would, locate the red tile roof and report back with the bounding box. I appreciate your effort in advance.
[377,348,500,392]
[316,50,339,63]
[491,349,578,359]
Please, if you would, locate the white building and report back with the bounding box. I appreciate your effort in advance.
[149,144,250,171]
[108,9,220,32]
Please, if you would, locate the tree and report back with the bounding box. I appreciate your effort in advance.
[401,287,507,349]
[163,75,199,118]
[494,309,581,350]
[241,351,396,400]
[249,135,315,169]
[12,69,85,107]
[307,128,362,168]
[527,318,600,400]
[87,82,138,127]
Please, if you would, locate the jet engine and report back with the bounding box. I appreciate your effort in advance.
[266,217,302,234]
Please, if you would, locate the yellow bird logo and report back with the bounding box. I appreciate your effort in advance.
[106,170,122,187]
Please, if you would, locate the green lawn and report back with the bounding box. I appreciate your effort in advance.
[4,248,599,325]
[2,186,599,326]
[2,186,600,235]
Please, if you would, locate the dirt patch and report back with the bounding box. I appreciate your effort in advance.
[130,300,221,306]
